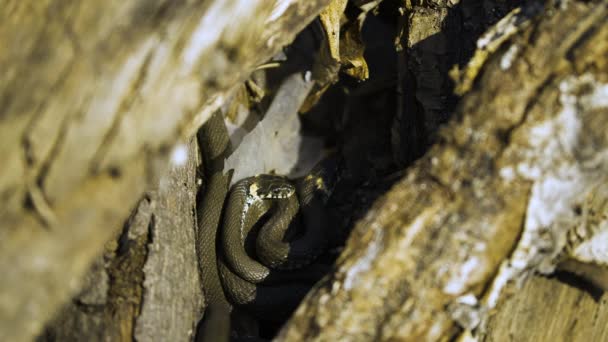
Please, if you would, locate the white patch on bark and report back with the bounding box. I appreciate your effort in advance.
[267,0,295,23]
[183,1,262,69]
[449,293,482,330]
[565,182,608,266]
[400,209,433,249]
[444,257,481,295]
[170,144,188,167]
[500,45,519,70]
[573,229,608,265]
[499,165,515,180]
[477,8,522,50]
[343,225,384,290]
[484,74,608,310]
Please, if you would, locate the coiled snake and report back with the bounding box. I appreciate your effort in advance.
[196,111,336,332]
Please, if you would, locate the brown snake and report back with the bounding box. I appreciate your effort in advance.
[196,111,337,338]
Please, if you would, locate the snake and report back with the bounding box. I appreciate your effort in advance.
[196,111,337,334]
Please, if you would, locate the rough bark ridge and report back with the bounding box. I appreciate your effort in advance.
[39,139,203,342]
[277,2,608,340]
[0,1,330,341]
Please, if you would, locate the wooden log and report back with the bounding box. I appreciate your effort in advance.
[0,1,330,340]
[277,2,608,340]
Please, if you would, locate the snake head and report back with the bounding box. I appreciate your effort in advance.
[250,175,295,199]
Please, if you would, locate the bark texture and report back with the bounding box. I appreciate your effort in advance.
[40,140,203,342]
[484,275,608,341]
[2,0,607,341]
[0,1,330,341]
[277,2,608,340]
[484,181,608,341]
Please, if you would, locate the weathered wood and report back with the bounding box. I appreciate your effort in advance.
[484,275,608,342]
[277,2,608,340]
[134,139,203,342]
[483,182,608,341]
[39,141,204,342]
[0,1,330,341]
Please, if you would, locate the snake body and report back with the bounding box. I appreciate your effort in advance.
[196,111,336,327]
[197,111,232,308]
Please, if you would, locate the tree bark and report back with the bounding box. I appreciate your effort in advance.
[277,1,608,340]
[484,274,608,341]
[484,181,608,341]
[0,1,330,341]
[2,0,607,341]
[39,139,204,342]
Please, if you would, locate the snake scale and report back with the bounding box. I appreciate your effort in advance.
[196,111,336,333]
